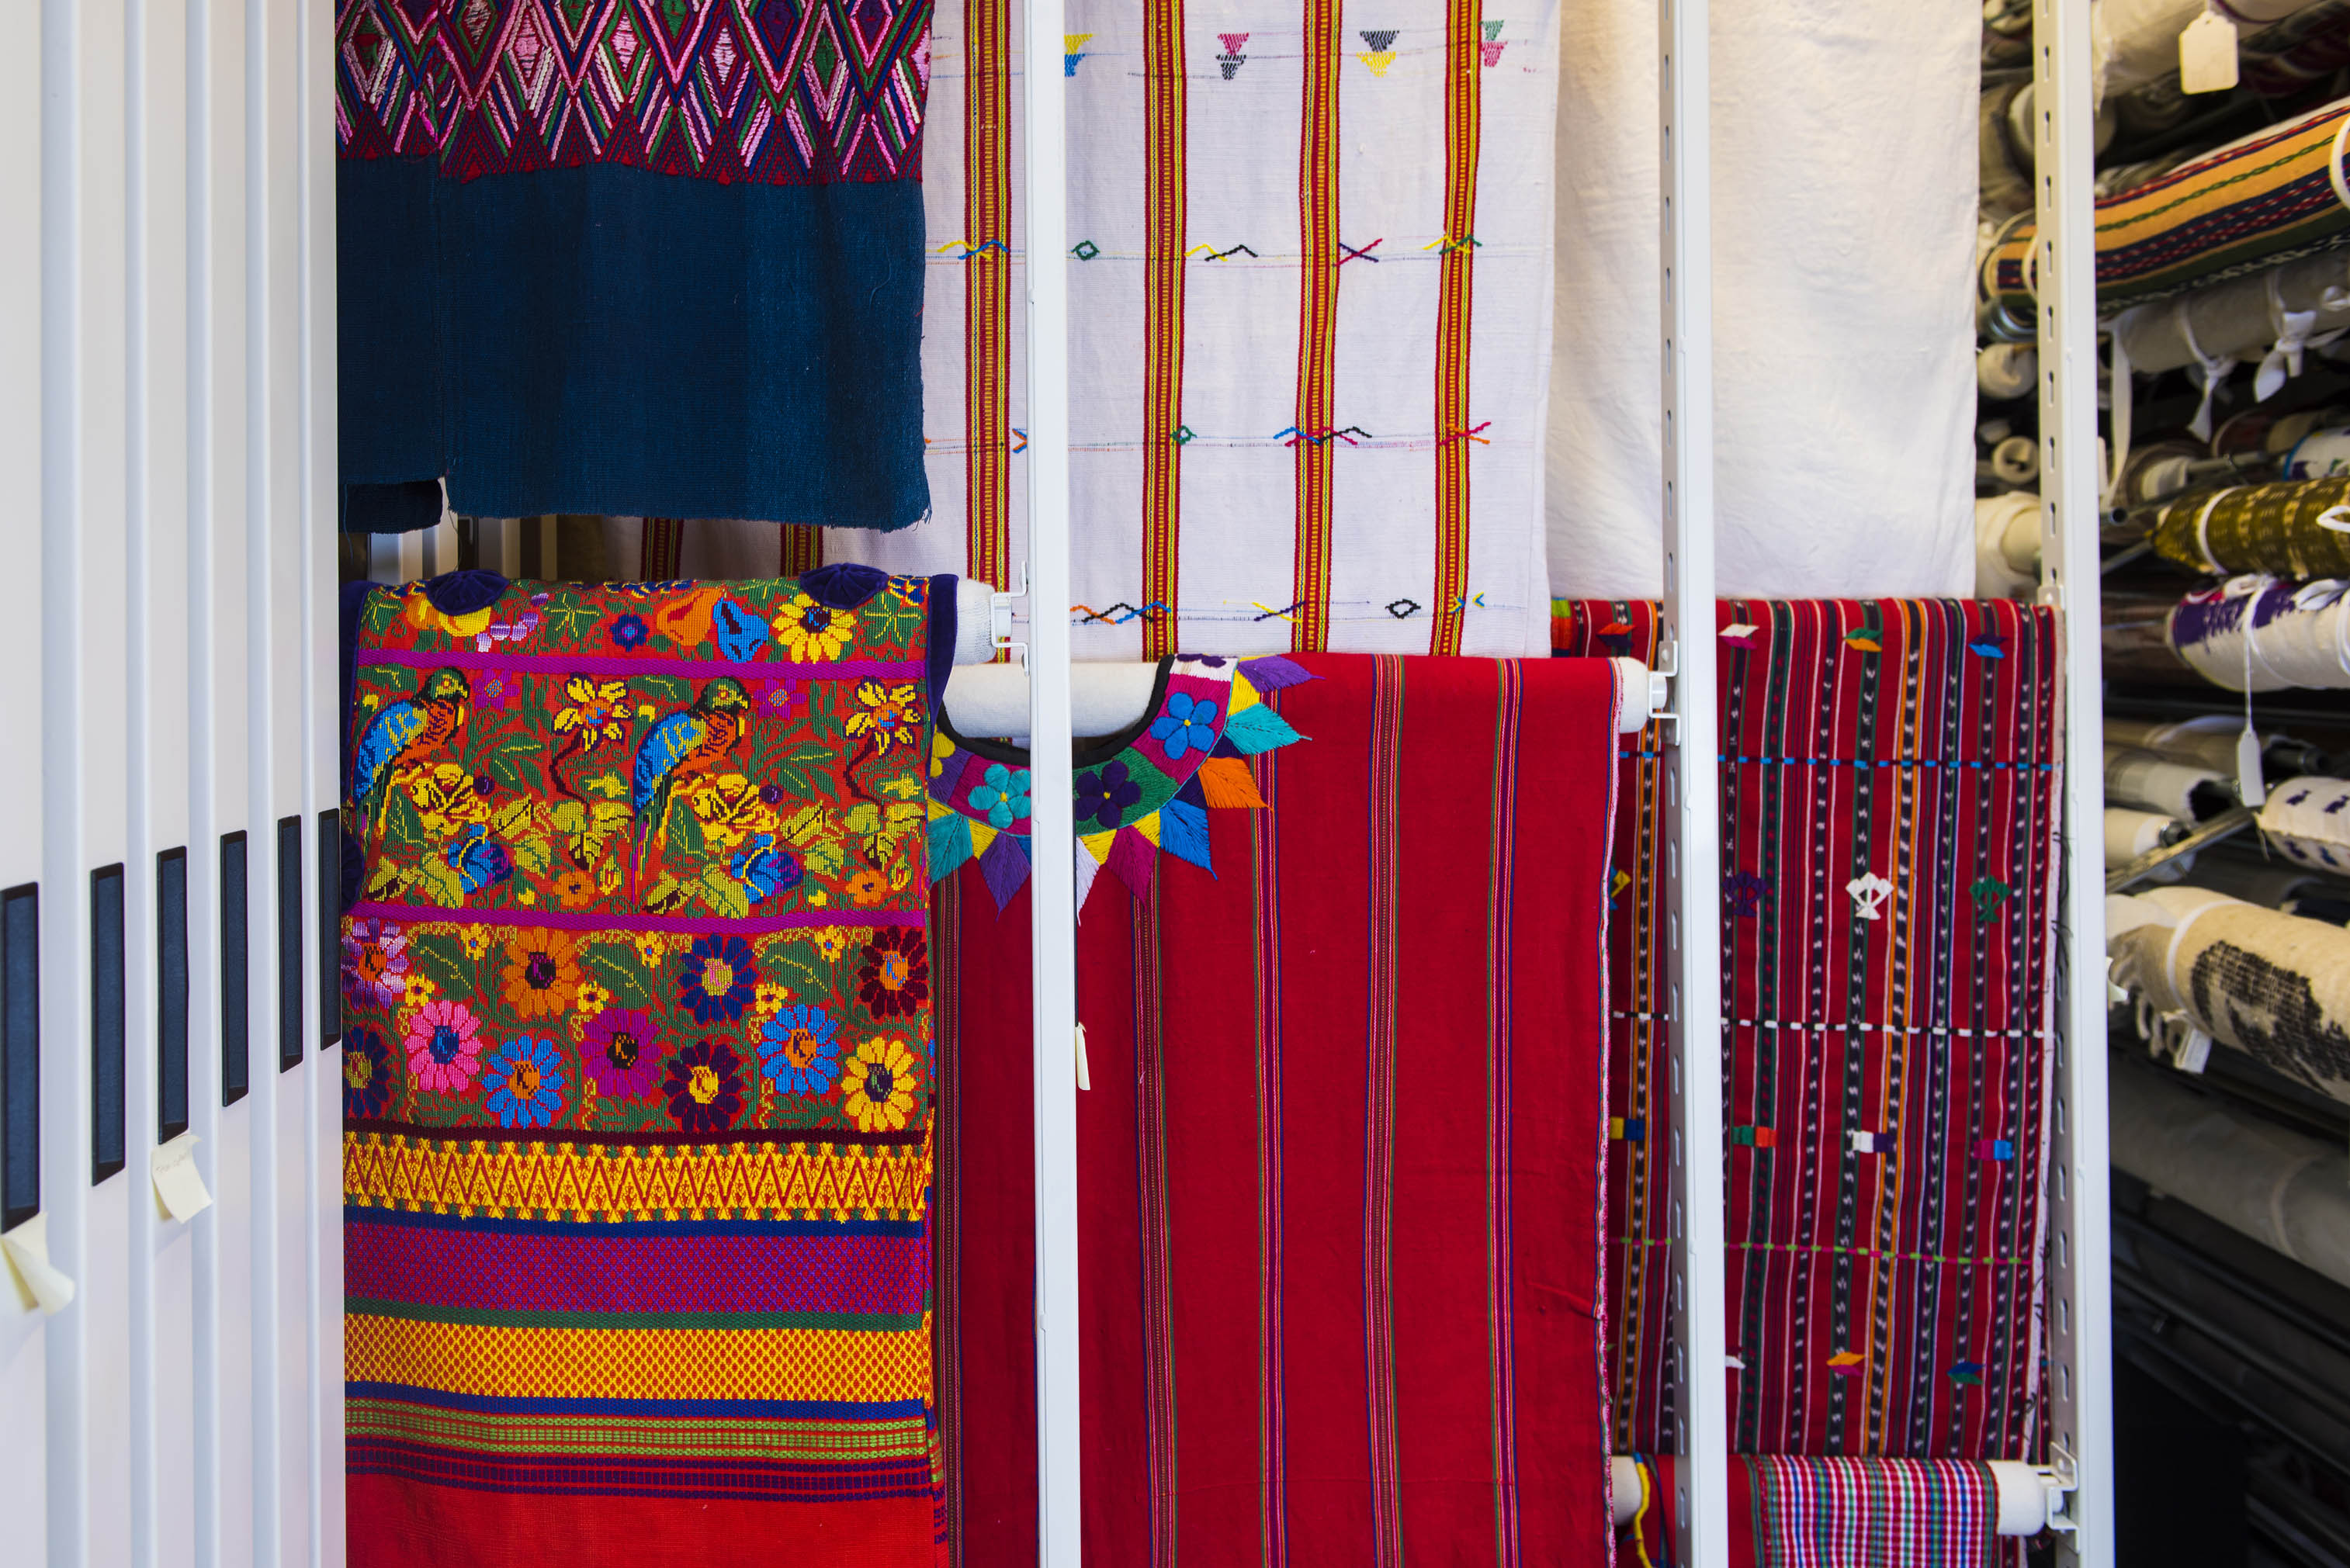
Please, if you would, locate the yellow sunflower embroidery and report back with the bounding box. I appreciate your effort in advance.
[842,1037,920,1133]
[774,593,856,662]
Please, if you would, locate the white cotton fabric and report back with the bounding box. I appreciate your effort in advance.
[1545,0,1976,601]
[1551,0,1974,601]
[827,2,1560,657]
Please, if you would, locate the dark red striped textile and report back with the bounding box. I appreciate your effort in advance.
[1553,599,2062,1463]
[933,653,1620,1566]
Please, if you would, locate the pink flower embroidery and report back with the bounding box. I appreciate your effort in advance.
[404,999,485,1094]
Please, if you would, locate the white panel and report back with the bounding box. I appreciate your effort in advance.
[0,0,47,1535]
[43,0,133,1554]
[129,0,199,1553]
[190,0,258,1556]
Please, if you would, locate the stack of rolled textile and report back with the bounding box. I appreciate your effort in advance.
[1985,95,2350,325]
[2108,885,2350,1105]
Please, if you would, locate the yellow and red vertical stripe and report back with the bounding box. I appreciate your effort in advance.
[1291,0,1343,652]
[1430,0,1483,655]
[965,0,1013,598]
[778,524,824,574]
[1142,0,1189,659]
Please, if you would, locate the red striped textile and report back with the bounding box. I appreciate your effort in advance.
[934,653,1619,1566]
[1626,1454,2002,1567]
[1553,598,2061,1462]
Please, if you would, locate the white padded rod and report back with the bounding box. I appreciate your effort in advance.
[942,655,1659,737]
[1604,1457,2057,1536]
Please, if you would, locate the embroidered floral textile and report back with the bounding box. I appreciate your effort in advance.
[345,572,943,1568]
[925,652,1315,909]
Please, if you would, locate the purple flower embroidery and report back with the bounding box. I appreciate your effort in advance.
[1076,761,1142,830]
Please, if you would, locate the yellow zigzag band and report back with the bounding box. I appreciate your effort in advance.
[344,1133,930,1224]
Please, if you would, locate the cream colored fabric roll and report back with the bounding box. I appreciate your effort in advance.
[2260,775,2350,871]
[2106,743,2233,819]
[2106,807,2187,866]
[2108,884,2350,1104]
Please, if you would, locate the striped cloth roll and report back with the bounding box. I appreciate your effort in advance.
[1985,95,2350,317]
[1624,1454,2003,1566]
[2151,476,2350,577]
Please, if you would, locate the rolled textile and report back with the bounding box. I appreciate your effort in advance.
[2108,806,2190,864]
[2241,0,2350,95]
[2104,583,2204,684]
[2108,742,2239,818]
[2151,475,2350,574]
[2107,712,2331,775]
[2111,1054,2350,1295]
[1976,492,2043,600]
[1977,343,2039,400]
[2108,884,2350,1104]
[2110,251,2350,383]
[2166,575,2350,690]
[2283,425,2350,477]
[1624,1456,2005,1567]
[1544,0,1975,598]
[2261,774,2350,868]
[1985,95,2350,318]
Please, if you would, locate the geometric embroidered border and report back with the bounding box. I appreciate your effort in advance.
[345,1132,929,1223]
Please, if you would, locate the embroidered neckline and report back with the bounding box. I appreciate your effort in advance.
[927,654,1315,909]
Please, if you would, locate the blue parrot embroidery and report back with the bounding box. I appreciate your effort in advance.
[350,667,470,832]
[633,677,753,848]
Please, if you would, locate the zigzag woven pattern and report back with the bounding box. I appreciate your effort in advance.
[336,0,933,184]
[346,1132,929,1222]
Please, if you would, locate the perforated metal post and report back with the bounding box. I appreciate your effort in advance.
[1659,0,1728,1558]
[1021,0,1081,1561]
[2031,0,2114,1562]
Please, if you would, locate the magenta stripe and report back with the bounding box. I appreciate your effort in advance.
[344,901,923,935]
[355,648,924,684]
[345,1217,930,1317]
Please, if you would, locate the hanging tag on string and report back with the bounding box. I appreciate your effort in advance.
[2237,722,2267,809]
[1075,1023,1091,1092]
[2180,7,2239,95]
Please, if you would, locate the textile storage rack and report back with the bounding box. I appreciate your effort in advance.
[0,3,2118,1568]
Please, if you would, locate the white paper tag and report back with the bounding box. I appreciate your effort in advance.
[1074,1023,1091,1092]
[152,1131,213,1223]
[2180,9,2239,95]
[2237,725,2267,809]
[2,1213,76,1315]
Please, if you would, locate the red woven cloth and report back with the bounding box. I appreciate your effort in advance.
[1623,1454,2002,1567]
[934,653,1621,1566]
[1554,599,2062,1462]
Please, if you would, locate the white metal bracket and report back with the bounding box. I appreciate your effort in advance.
[992,562,1030,666]
[1651,637,1682,745]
